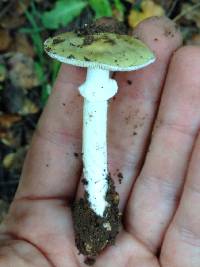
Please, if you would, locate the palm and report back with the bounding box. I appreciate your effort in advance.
[4,198,159,266]
[5,201,159,266]
[1,17,200,267]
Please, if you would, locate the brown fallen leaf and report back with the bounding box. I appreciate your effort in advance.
[16,0,30,15]
[1,82,39,115]
[0,64,7,82]
[0,129,7,141]
[8,53,40,90]
[0,115,21,147]
[3,153,15,169]
[0,131,20,147]
[0,114,21,129]
[3,147,28,171]
[19,99,39,115]
[0,15,26,29]
[188,33,200,45]
[1,84,26,114]
[0,0,28,31]
[12,33,35,58]
[0,28,11,51]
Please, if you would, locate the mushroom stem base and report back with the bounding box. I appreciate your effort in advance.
[73,175,120,257]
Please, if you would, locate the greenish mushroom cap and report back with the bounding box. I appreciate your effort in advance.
[44,32,155,71]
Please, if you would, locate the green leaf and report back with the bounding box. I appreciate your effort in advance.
[34,62,45,84]
[22,4,44,62]
[113,0,125,20]
[42,0,87,29]
[27,31,43,64]
[88,0,113,18]
[19,27,43,34]
[41,84,52,106]
[30,1,42,20]
[51,60,61,84]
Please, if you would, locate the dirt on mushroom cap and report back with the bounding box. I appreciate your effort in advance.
[44,15,155,73]
[75,17,128,36]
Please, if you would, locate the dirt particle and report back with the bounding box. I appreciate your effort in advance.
[133,132,137,136]
[125,115,131,124]
[117,172,123,179]
[85,243,93,253]
[70,42,76,47]
[84,258,96,266]
[113,192,119,205]
[45,47,51,52]
[117,172,123,184]
[84,57,90,61]
[103,222,112,231]
[82,178,88,185]
[83,35,94,46]
[62,103,66,106]
[154,38,158,41]
[103,36,116,45]
[52,37,65,45]
[164,27,175,38]
[112,72,117,79]
[127,80,132,85]
[68,54,75,59]
[74,152,79,158]
[46,164,49,167]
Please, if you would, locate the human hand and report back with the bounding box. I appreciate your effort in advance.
[1,16,200,267]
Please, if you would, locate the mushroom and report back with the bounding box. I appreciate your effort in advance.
[44,29,155,255]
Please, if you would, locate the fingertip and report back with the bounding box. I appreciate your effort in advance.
[167,45,200,89]
[172,45,200,69]
[114,17,183,102]
[133,16,183,60]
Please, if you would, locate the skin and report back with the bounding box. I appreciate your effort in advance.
[0,16,200,266]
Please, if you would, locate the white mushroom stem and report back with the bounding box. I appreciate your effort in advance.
[79,68,118,217]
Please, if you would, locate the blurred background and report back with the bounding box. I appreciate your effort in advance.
[0,0,200,220]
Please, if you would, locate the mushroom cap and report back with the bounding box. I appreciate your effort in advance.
[44,32,155,71]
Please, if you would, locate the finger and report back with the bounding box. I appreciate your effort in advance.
[109,17,182,209]
[15,65,86,200]
[76,17,182,208]
[109,16,181,208]
[161,122,200,265]
[126,46,200,253]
